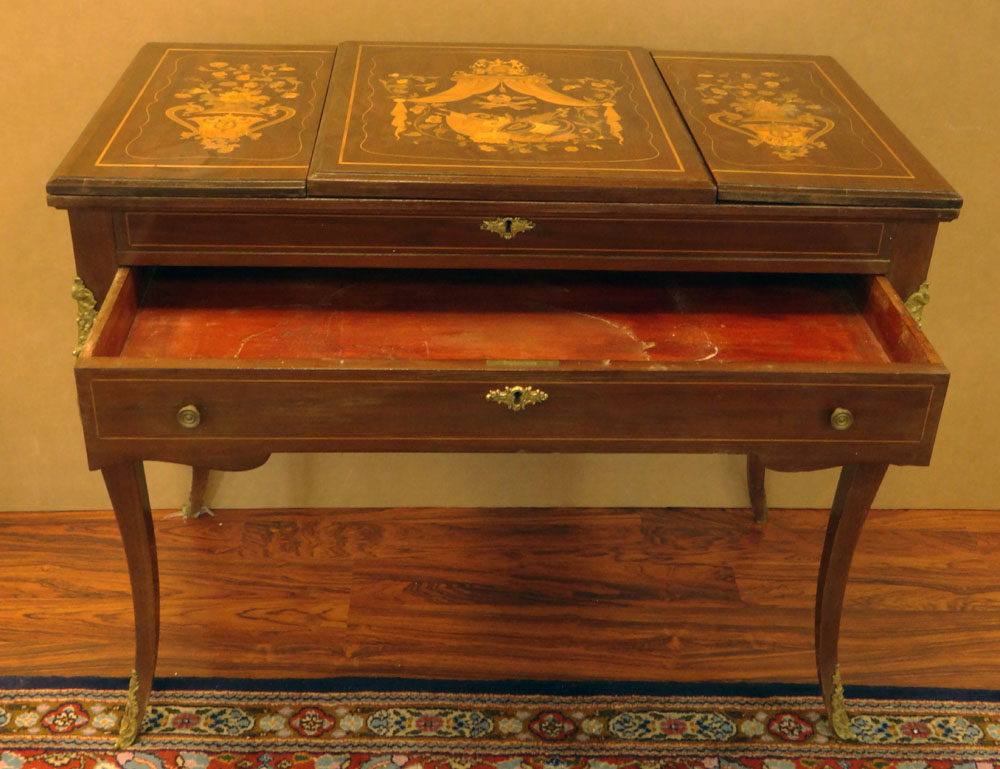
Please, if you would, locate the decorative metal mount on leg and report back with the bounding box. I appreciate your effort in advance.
[829,664,855,741]
[115,668,141,749]
[72,277,97,357]
[175,500,215,519]
[904,282,930,327]
[166,466,215,519]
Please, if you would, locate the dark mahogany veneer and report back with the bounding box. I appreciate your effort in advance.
[49,41,960,746]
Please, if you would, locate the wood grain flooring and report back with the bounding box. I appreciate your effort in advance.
[1,506,998,688]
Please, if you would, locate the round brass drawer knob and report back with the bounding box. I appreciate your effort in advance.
[830,407,854,431]
[177,404,202,429]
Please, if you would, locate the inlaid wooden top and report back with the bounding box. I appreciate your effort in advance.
[48,43,336,196]
[307,42,715,202]
[654,52,961,208]
[47,42,961,211]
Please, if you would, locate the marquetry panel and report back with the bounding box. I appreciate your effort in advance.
[48,43,336,196]
[309,42,715,202]
[654,52,960,207]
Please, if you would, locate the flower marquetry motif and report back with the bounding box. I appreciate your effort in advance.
[696,70,834,160]
[166,61,301,153]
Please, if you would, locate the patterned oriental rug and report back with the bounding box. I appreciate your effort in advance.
[1,679,999,769]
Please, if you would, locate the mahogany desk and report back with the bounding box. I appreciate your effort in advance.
[47,42,961,747]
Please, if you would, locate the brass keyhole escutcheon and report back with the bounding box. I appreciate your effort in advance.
[830,407,854,431]
[177,404,202,429]
[486,385,548,411]
[481,216,536,240]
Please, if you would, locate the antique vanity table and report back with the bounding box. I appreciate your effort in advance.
[47,42,961,747]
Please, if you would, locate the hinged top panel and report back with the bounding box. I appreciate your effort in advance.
[654,52,961,209]
[47,43,336,197]
[308,41,716,202]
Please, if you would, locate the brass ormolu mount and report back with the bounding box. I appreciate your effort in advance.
[904,282,930,327]
[486,385,548,411]
[72,277,96,356]
[830,664,855,741]
[115,669,141,748]
[481,216,536,240]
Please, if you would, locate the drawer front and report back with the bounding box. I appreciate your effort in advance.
[119,212,891,271]
[88,377,935,446]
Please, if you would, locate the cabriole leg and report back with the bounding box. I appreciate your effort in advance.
[173,465,214,519]
[815,463,888,740]
[102,461,159,748]
[746,454,768,523]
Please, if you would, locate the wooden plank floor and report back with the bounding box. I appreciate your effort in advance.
[1,506,998,688]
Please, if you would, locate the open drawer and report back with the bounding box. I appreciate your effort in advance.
[75,266,948,469]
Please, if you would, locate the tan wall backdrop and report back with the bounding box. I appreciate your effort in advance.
[2,0,997,512]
